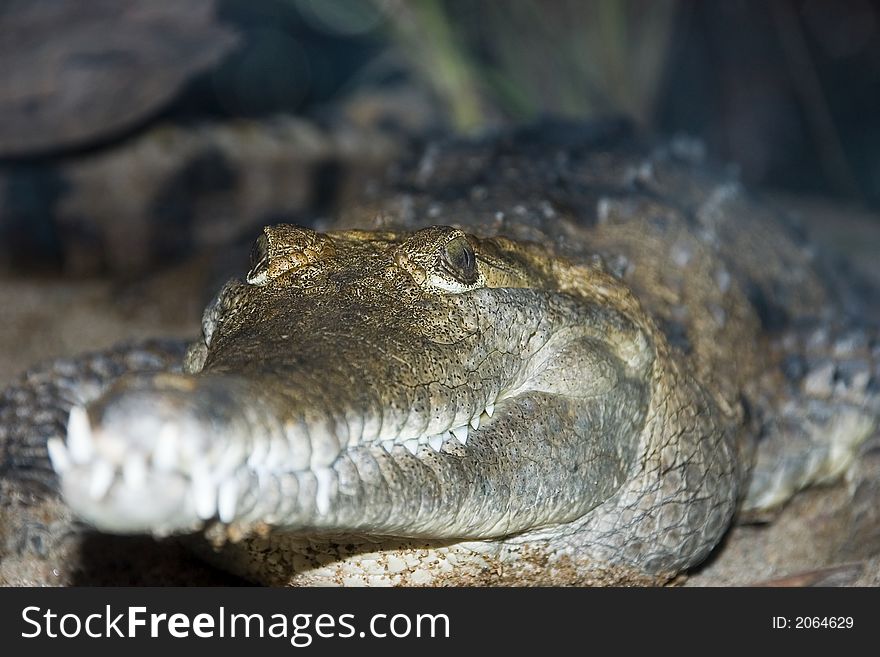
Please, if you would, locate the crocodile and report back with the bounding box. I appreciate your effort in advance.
[1,120,878,586]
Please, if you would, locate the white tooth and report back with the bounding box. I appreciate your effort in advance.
[153,424,178,471]
[308,419,341,469]
[88,460,115,500]
[67,406,94,463]
[451,425,469,445]
[381,440,396,452]
[264,437,289,471]
[191,465,217,520]
[47,438,70,474]
[284,419,312,470]
[428,434,444,451]
[404,439,419,455]
[314,468,334,515]
[247,437,269,468]
[485,403,495,417]
[470,415,480,430]
[217,440,250,477]
[218,478,240,523]
[123,453,147,488]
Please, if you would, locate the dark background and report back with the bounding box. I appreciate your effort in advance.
[0,0,878,273]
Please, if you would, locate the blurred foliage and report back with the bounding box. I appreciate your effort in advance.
[381,0,676,129]
[371,0,880,206]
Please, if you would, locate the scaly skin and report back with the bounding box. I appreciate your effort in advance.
[3,122,878,585]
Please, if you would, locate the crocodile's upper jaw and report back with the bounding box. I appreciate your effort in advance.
[50,225,657,562]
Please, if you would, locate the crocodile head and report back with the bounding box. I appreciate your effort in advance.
[49,224,671,583]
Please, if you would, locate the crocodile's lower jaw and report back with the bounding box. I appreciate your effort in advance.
[49,399,500,536]
[49,360,647,544]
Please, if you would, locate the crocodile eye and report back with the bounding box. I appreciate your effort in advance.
[441,236,477,283]
[249,234,269,271]
[246,233,270,284]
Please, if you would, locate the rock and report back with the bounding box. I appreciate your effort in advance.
[0,0,239,157]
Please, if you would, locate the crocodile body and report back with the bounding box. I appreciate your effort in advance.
[2,121,878,586]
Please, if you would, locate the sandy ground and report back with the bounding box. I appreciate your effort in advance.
[0,254,221,387]
[1,195,879,586]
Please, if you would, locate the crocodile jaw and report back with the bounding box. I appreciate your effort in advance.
[50,333,650,542]
[49,377,506,537]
